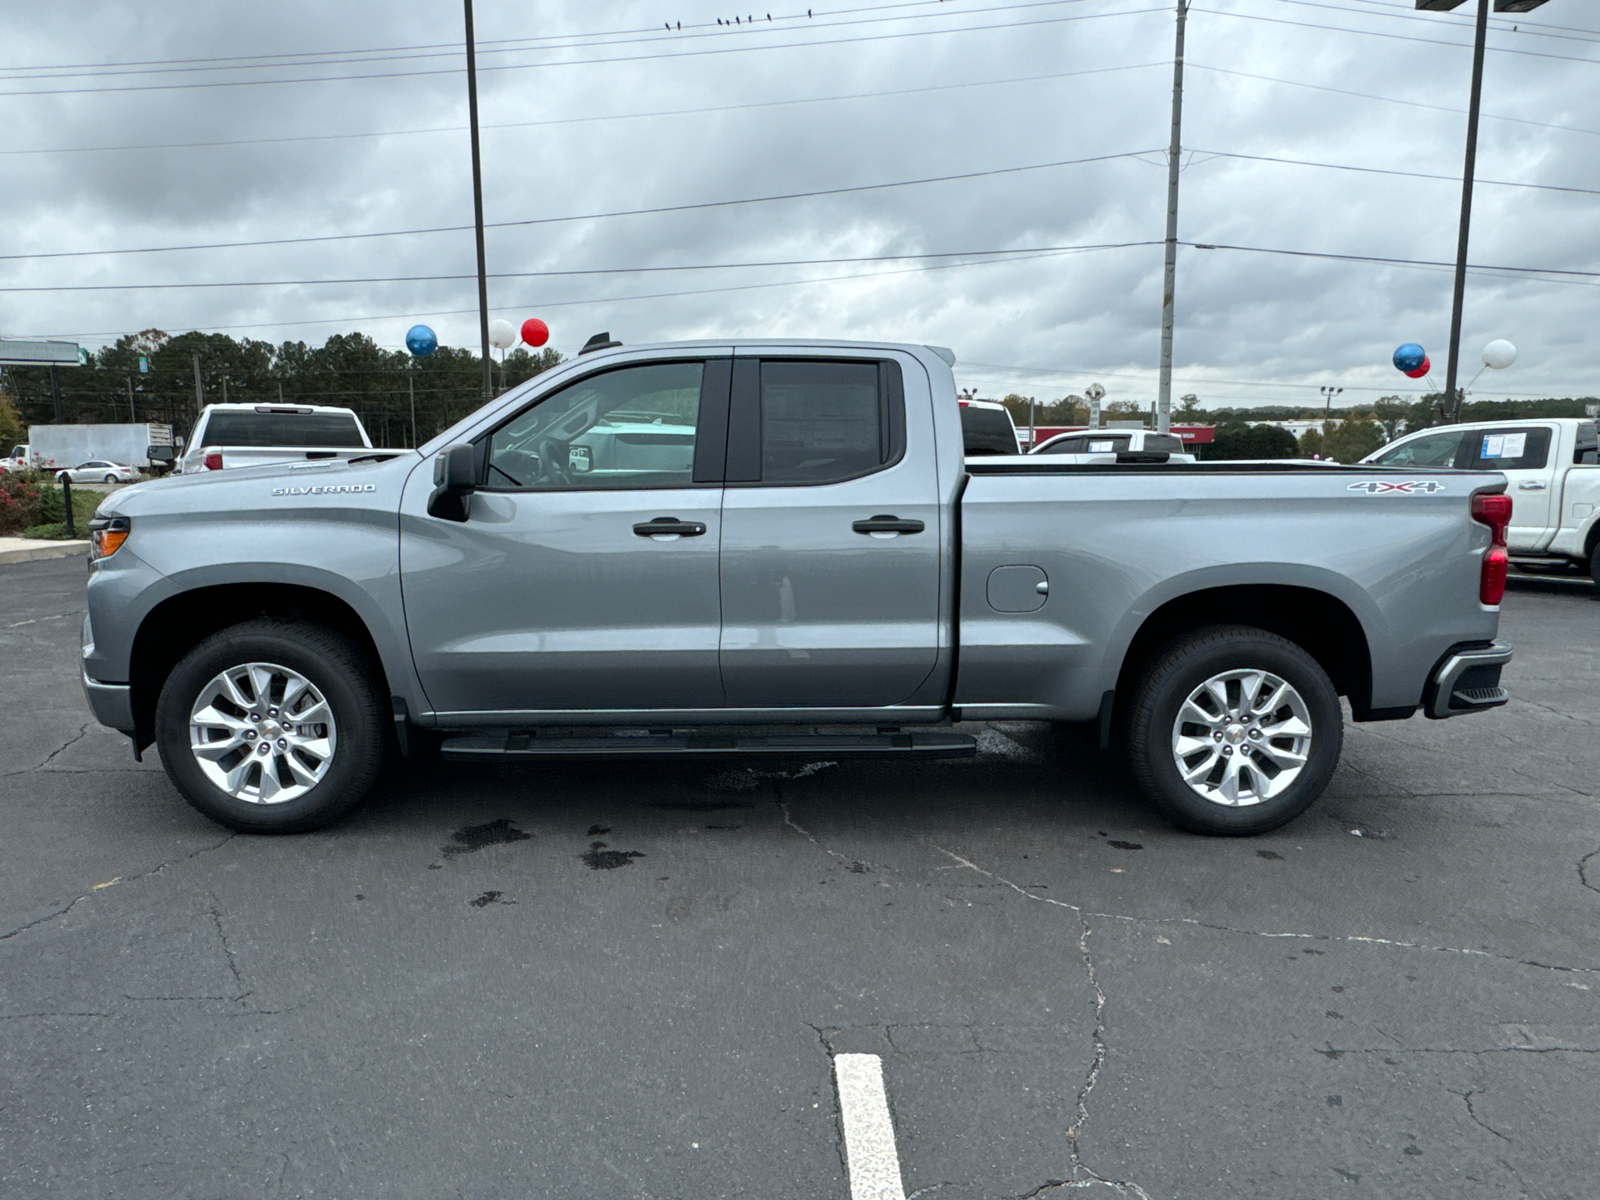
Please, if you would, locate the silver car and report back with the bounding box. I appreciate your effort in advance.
[56,460,141,485]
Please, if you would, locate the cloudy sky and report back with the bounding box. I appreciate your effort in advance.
[4,0,1598,409]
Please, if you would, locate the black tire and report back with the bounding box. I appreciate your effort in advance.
[103,474,118,484]
[1589,541,1600,592]
[1124,625,1342,836]
[155,619,387,833]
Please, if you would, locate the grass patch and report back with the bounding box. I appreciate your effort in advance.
[21,485,101,540]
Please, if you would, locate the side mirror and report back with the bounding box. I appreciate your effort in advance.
[428,442,477,522]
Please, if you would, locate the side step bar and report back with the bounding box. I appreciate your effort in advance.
[440,729,977,760]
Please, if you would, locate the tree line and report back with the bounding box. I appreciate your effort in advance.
[996,391,1597,462]
[0,328,563,451]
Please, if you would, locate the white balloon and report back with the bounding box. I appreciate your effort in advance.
[489,318,516,350]
[1482,339,1517,370]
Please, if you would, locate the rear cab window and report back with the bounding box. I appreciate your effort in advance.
[1462,427,1552,472]
[201,411,366,448]
[725,358,906,485]
[959,405,1019,456]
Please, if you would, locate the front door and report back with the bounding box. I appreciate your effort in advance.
[1460,425,1556,551]
[717,354,942,708]
[401,357,731,716]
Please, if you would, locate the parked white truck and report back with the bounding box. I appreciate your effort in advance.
[8,423,174,472]
[176,403,373,474]
[1364,417,1600,587]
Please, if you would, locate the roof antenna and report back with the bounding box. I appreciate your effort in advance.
[580,332,623,355]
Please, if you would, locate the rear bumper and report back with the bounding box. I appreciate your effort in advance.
[1424,642,1513,720]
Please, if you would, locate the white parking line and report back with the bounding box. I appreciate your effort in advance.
[833,1053,907,1200]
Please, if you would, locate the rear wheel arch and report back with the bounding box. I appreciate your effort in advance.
[130,584,393,751]
[1110,584,1375,724]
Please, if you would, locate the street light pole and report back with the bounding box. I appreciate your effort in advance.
[463,0,493,406]
[1156,0,1188,438]
[1442,0,1491,425]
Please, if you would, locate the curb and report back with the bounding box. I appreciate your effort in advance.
[0,540,90,565]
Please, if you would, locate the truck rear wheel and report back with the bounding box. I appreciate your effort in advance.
[154,619,387,833]
[1124,625,1342,835]
[1589,541,1600,592]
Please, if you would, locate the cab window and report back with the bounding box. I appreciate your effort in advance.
[1370,430,1465,468]
[1462,427,1551,472]
[486,362,704,490]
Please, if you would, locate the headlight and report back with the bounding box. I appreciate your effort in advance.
[89,515,130,560]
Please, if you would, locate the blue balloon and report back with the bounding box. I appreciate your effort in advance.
[1393,342,1426,373]
[405,324,438,358]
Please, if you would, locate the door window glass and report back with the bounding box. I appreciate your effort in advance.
[487,361,703,490]
[1462,427,1551,471]
[760,361,885,484]
[1371,431,1464,468]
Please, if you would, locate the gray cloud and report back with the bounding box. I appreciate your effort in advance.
[3,0,1597,408]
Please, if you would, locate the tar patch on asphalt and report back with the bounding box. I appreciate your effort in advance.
[582,840,645,870]
[469,890,514,908]
[441,818,534,858]
[1257,849,1284,860]
[1107,839,1143,851]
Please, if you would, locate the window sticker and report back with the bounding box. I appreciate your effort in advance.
[1481,434,1504,459]
[1088,440,1114,452]
[1500,432,1527,458]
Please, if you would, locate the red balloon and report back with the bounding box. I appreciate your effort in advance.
[1404,355,1431,380]
[520,318,549,348]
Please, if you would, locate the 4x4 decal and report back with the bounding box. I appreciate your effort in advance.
[1346,480,1447,495]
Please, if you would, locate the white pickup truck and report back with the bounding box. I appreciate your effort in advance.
[176,403,375,474]
[1363,418,1600,587]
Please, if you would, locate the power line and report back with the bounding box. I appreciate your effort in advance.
[1187,61,1600,139]
[0,0,1005,74]
[960,360,1586,397]
[0,149,1161,262]
[0,0,1092,83]
[0,61,1168,158]
[0,241,1166,293]
[1189,147,1600,198]
[0,6,1168,98]
[1272,0,1600,47]
[1184,241,1600,283]
[1192,5,1600,69]
[27,243,1143,343]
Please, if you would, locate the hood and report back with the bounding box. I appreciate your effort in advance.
[96,451,421,518]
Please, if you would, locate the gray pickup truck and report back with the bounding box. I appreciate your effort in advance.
[80,339,1514,836]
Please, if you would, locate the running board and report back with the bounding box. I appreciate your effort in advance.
[439,729,977,760]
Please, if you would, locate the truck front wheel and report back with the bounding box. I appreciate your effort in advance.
[154,619,388,833]
[1589,541,1600,592]
[1124,625,1342,835]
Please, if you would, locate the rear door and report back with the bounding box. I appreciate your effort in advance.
[1459,425,1557,551]
[717,352,942,708]
[400,356,732,715]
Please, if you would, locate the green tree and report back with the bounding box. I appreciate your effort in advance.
[1209,423,1299,460]
[1372,396,1409,441]
[1323,417,1386,463]
[1297,427,1325,458]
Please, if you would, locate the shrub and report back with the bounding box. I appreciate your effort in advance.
[0,472,43,534]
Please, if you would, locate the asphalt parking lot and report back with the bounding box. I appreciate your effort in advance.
[3,556,1597,1200]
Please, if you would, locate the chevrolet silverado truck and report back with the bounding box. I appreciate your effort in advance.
[80,338,1514,836]
[1363,417,1600,588]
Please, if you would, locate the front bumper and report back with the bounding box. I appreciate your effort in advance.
[81,667,135,734]
[1424,642,1513,719]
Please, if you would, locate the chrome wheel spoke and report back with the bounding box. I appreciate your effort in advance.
[1171,668,1313,810]
[190,661,337,805]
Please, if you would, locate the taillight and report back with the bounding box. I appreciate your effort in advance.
[1471,491,1512,606]
[203,450,222,471]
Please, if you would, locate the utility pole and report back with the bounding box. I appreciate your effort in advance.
[128,377,136,422]
[1155,0,1188,438]
[463,0,493,405]
[50,364,63,422]
[409,366,418,448]
[192,353,204,415]
[1443,0,1490,425]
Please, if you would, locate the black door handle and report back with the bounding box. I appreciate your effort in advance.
[852,514,925,535]
[633,517,707,537]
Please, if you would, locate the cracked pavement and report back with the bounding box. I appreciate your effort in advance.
[2,557,1598,1198]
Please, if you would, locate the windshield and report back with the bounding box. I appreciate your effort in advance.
[201,411,365,448]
